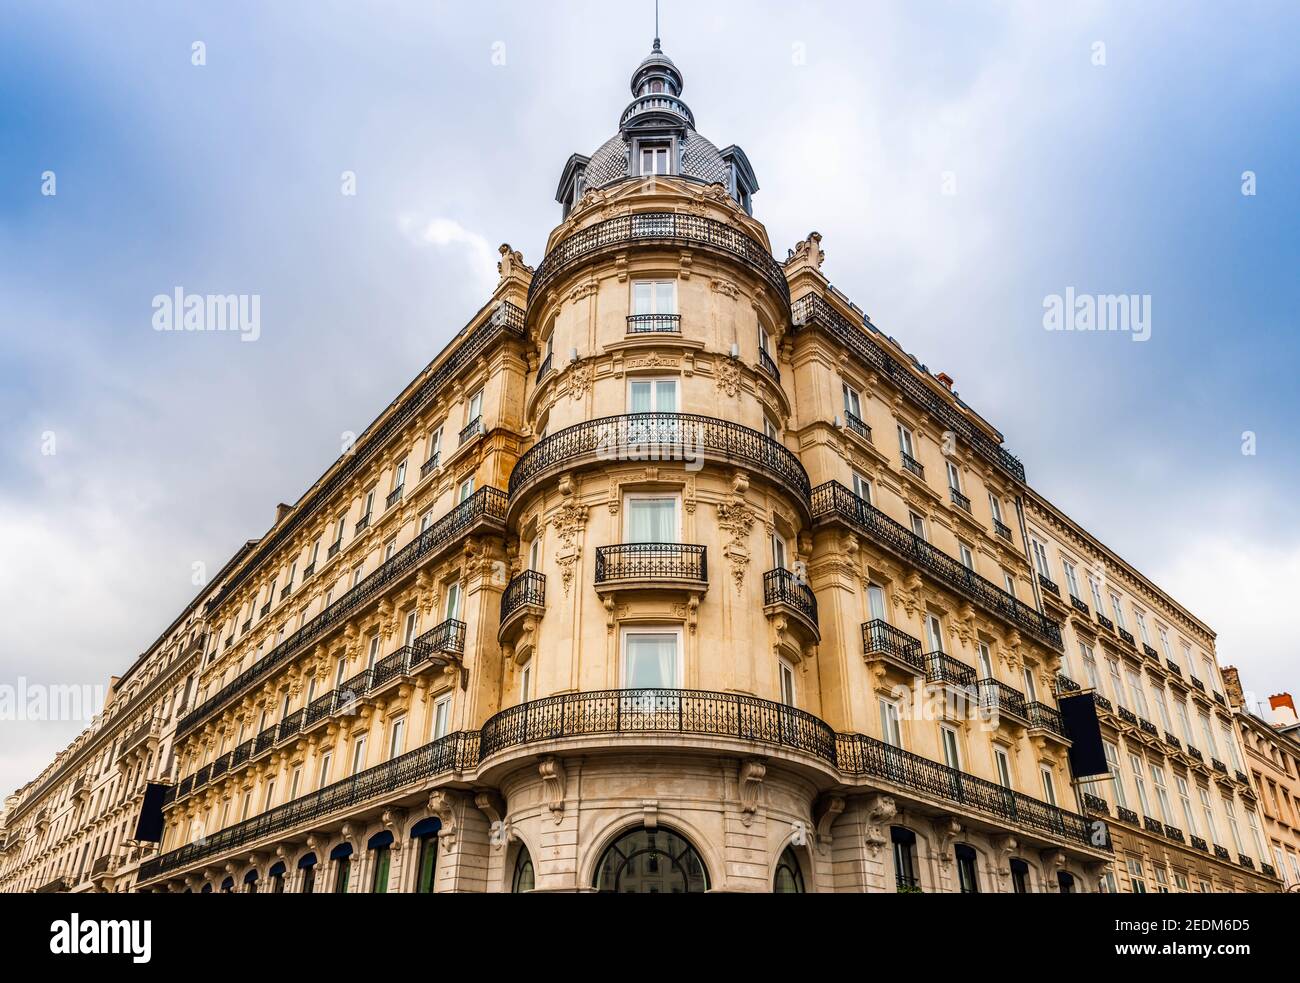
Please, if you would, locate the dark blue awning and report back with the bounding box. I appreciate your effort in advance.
[329,842,353,861]
[269,861,286,877]
[243,869,258,884]
[367,830,394,850]
[298,852,318,869]
[410,817,441,838]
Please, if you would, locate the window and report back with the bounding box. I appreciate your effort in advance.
[842,383,862,422]
[1110,593,1127,630]
[425,428,443,468]
[867,584,887,622]
[432,695,451,739]
[366,634,380,671]
[1108,658,1126,707]
[940,725,961,769]
[1088,576,1104,619]
[1222,797,1245,856]
[1199,712,1219,757]
[632,280,676,317]
[988,493,1004,526]
[945,461,962,494]
[1040,767,1058,806]
[638,142,671,175]
[1152,689,1173,732]
[1134,609,1151,645]
[457,476,475,503]
[466,389,483,425]
[1198,786,1220,843]
[1062,559,1080,599]
[384,539,396,562]
[445,582,463,620]
[1151,764,1173,822]
[1002,571,1016,597]
[627,376,678,413]
[993,747,1012,788]
[1175,776,1197,836]
[1154,866,1170,893]
[1030,538,1051,580]
[511,845,535,893]
[1174,872,1190,893]
[1157,625,1173,660]
[1127,858,1147,893]
[413,822,439,893]
[955,845,980,893]
[289,766,302,801]
[779,661,796,707]
[892,827,919,891]
[879,698,902,747]
[625,494,679,543]
[1081,643,1100,690]
[1022,666,1038,702]
[527,537,541,571]
[624,629,680,689]
[773,847,805,893]
[976,642,994,679]
[350,736,367,775]
[1176,699,1194,746]
[908,511,926,541]
[897,425,916,463]
[1246,809,1265,861]
[924,613,944,654]
[351,565,364,588]
[393,458,407,492]
[1129,755,1152,816]
[361,489,375,521]
[1126,670,1148,718]
[850,471,872,503]
[402,610,419,646]
[370,841,391,893]
[520,660,532,701]
[388,716,406,759]
[958,542,975,571]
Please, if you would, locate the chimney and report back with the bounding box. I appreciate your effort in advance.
[1222,666,1245,709]
[936,372,954,390]
[1269,693,1298,727]
[275,503,293,526]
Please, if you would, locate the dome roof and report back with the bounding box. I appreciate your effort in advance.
[584,129,730,191]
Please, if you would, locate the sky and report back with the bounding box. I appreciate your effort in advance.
[1,0,1297,797]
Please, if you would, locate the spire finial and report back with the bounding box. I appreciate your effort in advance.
[654,0,661,50]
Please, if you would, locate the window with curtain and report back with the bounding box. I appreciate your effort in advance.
[627,377,678,413]
[624,631,679,689]
[625,496,678,543]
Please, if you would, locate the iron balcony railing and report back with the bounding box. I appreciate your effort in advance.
[1139,718,1159,738]
[1236,770,1249,785]
[1238,855,1255,871]
[1191,677,1206,692]
[835,734,1094,848]
[1212,758,1228,774]
[1055,674,1081,695]
[1214,844,1230,861]
[1261,862,1277,879]
[844,410,871,441]
[1027,701,1068,737]
[1118,627,1136,647]
[1083,793,1110,815]
[1186,744,1203,762]
[176,487,507,739]
[1214,692,1228,708]
[1118,706,1138,726]
[1094,693,1114,713]
[900,452,924,479]
[1164,824,1185,843]
[280,584,292,601]
[949,487,972,513]
[420,452,441,479]
[259,600,271,617]
[479,688,837,765]
[301,562,314,580]
[1117,806,1139,826]
[327,540,341,559]
[758,347,780,382]
[1071,595,1089,615]
[791,292,1026,483]
[1191,835,1208,852]
[1144,815,1164,835]
[510,413,810,502]
[926,652,977,688]
[1039,575,1060,597]
[355,512,371,535]
[1096,613,1115,631]
[537,351,553,380]
[763,568,817,625]
[862,620,925,674]
[1165,732,1182,750]
[978,678,1029,722]
[1143,643,1159,660]
[595,544,707,585]
[386,485,404,509]
[459,416,484,445]
[993,518,1012,541]
[205,301,524,612]
[140,731,479,881]
[500,570,545,625]
[528,212,790,309]
[811,481,1063,651]
[626,313,681,334]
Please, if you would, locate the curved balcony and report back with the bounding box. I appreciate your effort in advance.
[499,570,545,651]
[528,212,790,309]
[619,93,695,129]
[508,413,810,510]
[626,313,681,334]
[479,687,837,768]
[862,619,925,676]
[595,543,707,591]
[763,568,819,642]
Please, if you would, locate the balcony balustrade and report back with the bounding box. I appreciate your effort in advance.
[762,568,818,626]
[1186,745,1203,762]
[1212,758,1228,774]
[924,651,977,689]
[626,313,681,334]
[811,481,1062,651]
[355,513,371,534]
[978,678,1029,723]
[420,452,441,479]
[1139,718,1159,738]
[1143,815,1164,835]
[1118,706,1138,726]
[1166,659,1183,677]
[1261,862,1277,879]
[459,416,484,445]
[993,519,1013,541]
[500,571,545,627]
[386,485,404,509]
[1038,575,1059,597]
[1070,595,1089,615]
[1235,770,1249,785]
[1239,855,1255,871]
[1118,627,1136,647]
[619,93,696,128]
[259,601,271,617]
[1096,614,1115,631]
[1214,844,1230,861]
[842,410,872,443]
[949,487,972,512]
[595,543,707,586]
[1093,694,1114,713]
[301,562,314,581]
[757,347,781,382]
[327,540,341,559]
[900,452,924,479]
[1165,732,1182,750]
[1083,793,1110,815]
[1027,701,1068,738]
[1214,692,1228,708]
[280,584,292,601]
[1117,806,1139,826]
[1055,674,1081,695]
[1164,824,1184,843]
[1191,677,1206,692]
[1191,835,1208,852]
[862,620,925,675]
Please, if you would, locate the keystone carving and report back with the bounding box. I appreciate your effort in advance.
[426,790,459,852]
[474,791,511,850]
[716,496,758,594]
[739,758,767,826]
[539,756,567,823]
[862,793,897,857]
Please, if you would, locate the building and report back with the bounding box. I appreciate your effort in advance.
[2,35,1282,894]
[1223,670,1300,890]
[0,549,248,893]
[1024,495,1278,892]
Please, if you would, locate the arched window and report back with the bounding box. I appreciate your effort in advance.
[511,845,535,894]
[773,846,805,893]
[243,869,258,894]
[955,844,980,894]
[368,831,393,893]
[1057,871,1076,894]
[891,826,919,892]
[411,817,440,894]
[329,842,352,894]
[1010,858,1030,894]
[593,827,708,894]
[268,861,286,894]
[298,852,317,894]
[220,876,234,894]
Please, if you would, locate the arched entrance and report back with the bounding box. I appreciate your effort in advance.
[593,827,708,894]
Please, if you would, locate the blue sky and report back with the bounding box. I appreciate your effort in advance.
[1,0,1297,794]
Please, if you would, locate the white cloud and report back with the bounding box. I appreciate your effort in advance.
[398,215,498,295]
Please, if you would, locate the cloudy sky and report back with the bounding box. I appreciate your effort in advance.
[1,0,1297,796]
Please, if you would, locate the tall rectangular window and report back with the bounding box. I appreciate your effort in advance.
[627,377,678,413]
[432,696,451,739]
[879,698,902,747]
[625,494,679,543]
[940,725,961,769]
[624,629,681,689]
[632,280,676,316]
[388,717,406,759]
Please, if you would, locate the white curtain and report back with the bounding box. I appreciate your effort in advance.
[627,634,677,688]
[627,498,676,543]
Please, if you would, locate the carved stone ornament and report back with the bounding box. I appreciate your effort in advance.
[813,793,846,855]
[539,756,567,823]
[786,231,825,273]
[566,359,593,401]
[739,758,767,826]
[426,790,459,852]
[862,793,897,857]
[714,355,742,397]
[497,243,533,283]
[474,790,511,850]
[932,816,962,868]
[716,497,758,593]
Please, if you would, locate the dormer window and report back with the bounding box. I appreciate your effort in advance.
[639,143,671,176]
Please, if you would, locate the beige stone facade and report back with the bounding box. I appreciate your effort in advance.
[1,39,1282,895]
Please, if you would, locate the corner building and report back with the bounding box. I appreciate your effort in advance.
[129,39,1278,894]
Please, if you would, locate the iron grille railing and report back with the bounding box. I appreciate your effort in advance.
[1118,706,1138,725]
[1261,862,1277,879]
[862,620,925,674]
[1236,770,1249,785]
[811,481,1063,651]
[949,487,971,512]
[979,678,1029,722]
[177,487,507,739]
[1143,643,1158,659]
[844,410,871,441]
[791,292,1026,483]
[1165,732,1182,750]
[479,688,836,765]
[511,413,810,502]
[1027,701,1067,737]
[1238,855,1255,870]
[1143,815,1164,835]
[1094,694,1114,713]
[355,513,371,534]
[529,212,790,309]
[459,417,483,445]
[1096,614,1115,631]
[1117,806,1139,826]
[763,568,817,624]
[1139,718,1159,737]
[1071,596,1089,615]
[595,544,707,584]
[419,618,467,655]
[758,347,780,382]
[1191,677,1206,692]
[1039,575,1060,597]
[537,351,553,380]
[500,571,545,624]
[420,452,441,479]
[1055,674,1081,694]
[327,540,341,559]
[386,485,404,509]
[835,734,1094,847]
[205,302,524,612]
[1191,835,1208,852]
[1118,627,1136,647]
[1166,659,1183,676]
[993,518,1013,541]
[1212,758,1228,774]
[900,452,924,479]
[1083,793,1109,815]
[1164,824,1185,843]
[926,652,977,688]
[1186,744,1203,762]
[1214,844,1230,861]
[1214,692,1228,708]
[626,313,681,333]
[139,731,478,881]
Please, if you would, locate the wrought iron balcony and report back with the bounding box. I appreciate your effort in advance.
[993,518,1013,541]
[1165,732,1182,750]
[1214,692,1228,708]
[1166,659,1183,676]
[1214,844,1230,861]
[811,482,1063,651]
[537,351,552,380]
[844,410,871,441]
[459,416,484,445]
[1039,575,1060,597]
[790,292,1026,484]
[1083,793,1110,815]
[758,347,780,382]
[1143,815,1164,835]
[763,568,818,625]
[301,562,315,580]
[1118,706,1138,726]
[1190,835,1208,852]
[1190,677,1206,692]
[1118,627,1136,647]
[259,601,271,617]
[1186,744,1203,762]
[530,212,790,309]
[1055,674,1081,695]
[121,717,162,756]
[419,618,467,656]
[70,774,89,800]
[900,452,924,479]
[481,688,837,766]
[231,740,253,768]
[1164,824,1185,843]
[327,540,341,559]
[177,487,507,739]
[1139,718,1159,737]
[862,620,925,674]
[386,485,404,509]
[1238,855,1255,871]
[511,413,810,504]
[1236,770,1249,785]
[1117,806,1139,826]
[1142,643,1159,660]
[1094,693,1114,713]
[925,652,977,688]
[355,512,371,534]
[949,487,971,513]
[1212,758,1228,774]
[210,753,230,780]
[241,618,251,634]
[1261,862,1278,879]
[1027,701,1068,737]
[835,734,1095,848]
[626,313,681,333]
[595,543,707,587]
[979,679,1029,723]
[140,731,480,881]
[1070,595,1089,615]
[500,570,545,625]
[1096,613,1115,631]
[420,452,441,479]
[280,584,292,601]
